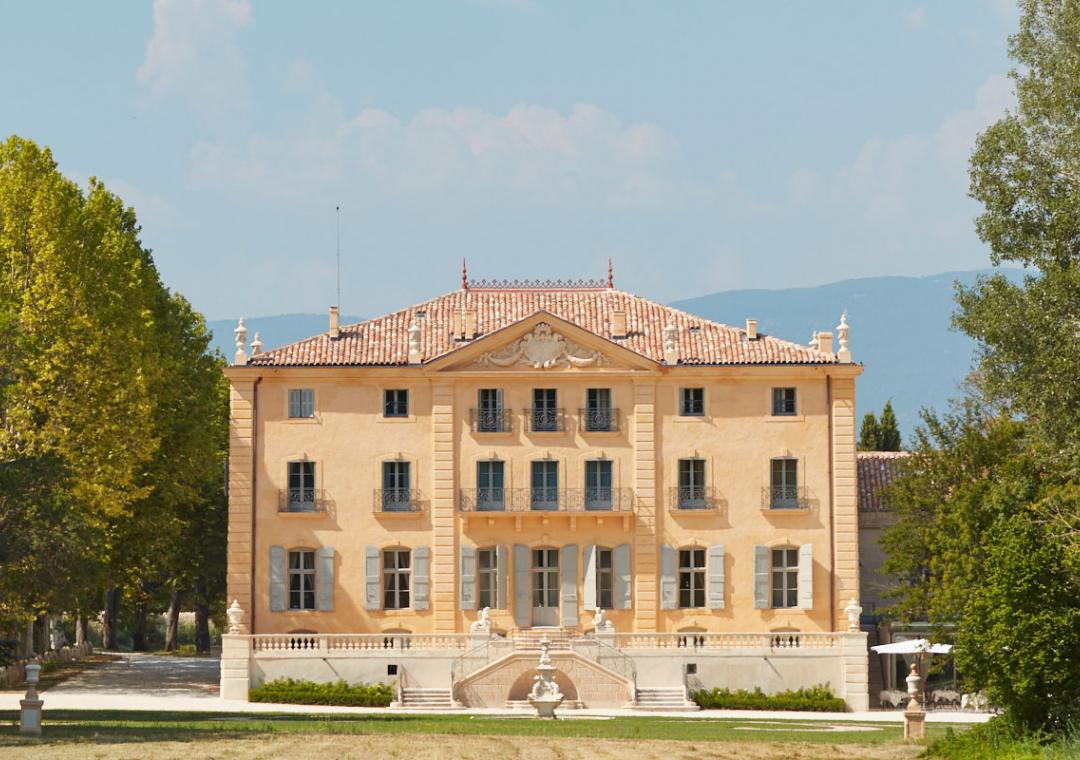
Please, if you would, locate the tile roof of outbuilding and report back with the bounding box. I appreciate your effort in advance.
[248,287,842,367]
[857,451,909,512]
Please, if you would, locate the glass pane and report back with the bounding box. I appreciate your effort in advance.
[693,549,705,568]
[289,573,300,591]
[598,550,612,569]
[303,552,314,570]
[679,549,691,568]
[289,551,300,569]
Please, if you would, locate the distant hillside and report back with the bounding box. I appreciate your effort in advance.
[672,269,1025,439]
[210,269,1025,441]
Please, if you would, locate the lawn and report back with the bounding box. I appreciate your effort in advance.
[0,710,966,759]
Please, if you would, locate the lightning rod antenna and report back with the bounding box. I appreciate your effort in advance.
[335,205,341,308]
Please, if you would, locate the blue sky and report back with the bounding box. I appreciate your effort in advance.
[0,1,1019,320]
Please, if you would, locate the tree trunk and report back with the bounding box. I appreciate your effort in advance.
[194,576,211,653]
[131,599,148,652]
[165,589,183,652]
[102,587,121,651]
[23,619,35,659]
[33,615,47,654]
[75,615,88,646]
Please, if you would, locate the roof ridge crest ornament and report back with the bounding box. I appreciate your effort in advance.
[466,276,609,291]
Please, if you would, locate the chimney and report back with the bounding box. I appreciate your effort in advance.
[329,306,340,340]
[452,310,464,341]
[745,318,758,341]
[611,310,627,339]
[464,309,477,340]
[817,331,834,354]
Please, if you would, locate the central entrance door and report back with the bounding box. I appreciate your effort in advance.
[531,548,560,626]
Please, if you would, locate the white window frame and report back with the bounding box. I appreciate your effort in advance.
[771,547,799,608]
[288,548,316,610]
[772,387,797,416]
[678,547,706,609]
[679,387,705,417]
[477,547,498,609]
[383,548,411,610]
[383,389,409,418]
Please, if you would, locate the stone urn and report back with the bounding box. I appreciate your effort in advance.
[527,635,564,719]
[226,600,244,634]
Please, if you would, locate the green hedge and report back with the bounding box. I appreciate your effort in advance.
[249,678,394,706]
[692,683,846,712]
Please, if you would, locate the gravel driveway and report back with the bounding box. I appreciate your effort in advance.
[44,652,219,697]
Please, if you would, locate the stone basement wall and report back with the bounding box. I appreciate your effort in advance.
[0,642,94,689]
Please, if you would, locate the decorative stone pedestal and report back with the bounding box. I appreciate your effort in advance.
[20,663,42,735]
[902,662,926,740]
[220,634,252,701]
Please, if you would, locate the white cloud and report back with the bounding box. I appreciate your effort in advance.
[190,101,722,211]
[905,7,927,28]
[137,0,252,125]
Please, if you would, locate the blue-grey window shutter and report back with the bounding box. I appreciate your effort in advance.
[614,544,632,609]
[413,546,430,610]
[364,545,381,610]
[798,543,814,609]
[707,544,725,610]
[460,545,477,610]
[561,544,578,626]
[753,545,769,609]
[316,546,334,611]
[513,544,530,627]
[288,390,300,418]
[582,545,597,611]
[269,545,286,612]
[496,545,509,609]
[660,544,677,610]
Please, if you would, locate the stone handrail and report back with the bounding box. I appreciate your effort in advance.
[613,632,840,650]
[252,633,470,654]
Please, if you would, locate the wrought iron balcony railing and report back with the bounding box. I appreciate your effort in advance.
[469,408,512,433]
[459,488,635,513]
[578,407,620,433]
[278,488,325,513]
[668,486,719,511]
[373,488,424,513]
[761,485,810,510]
[524,407,565,433]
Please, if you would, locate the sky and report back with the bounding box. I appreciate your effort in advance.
[0,0,1020,321]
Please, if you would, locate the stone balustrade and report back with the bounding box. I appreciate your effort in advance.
[251,633,470,655]
[613,631,841,650]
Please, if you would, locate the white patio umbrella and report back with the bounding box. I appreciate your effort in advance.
[871,638,953,655]
[871,638,954,707]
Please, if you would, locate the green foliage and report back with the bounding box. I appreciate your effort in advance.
[877,401,901,451]
[249,678,394,707]
[691,683,845,712]
[926,718,1080,760]
[858,412,880,450]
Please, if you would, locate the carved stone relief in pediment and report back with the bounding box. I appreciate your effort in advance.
[473,323,604,370]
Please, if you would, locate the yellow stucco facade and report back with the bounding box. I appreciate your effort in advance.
[225,304,862,638]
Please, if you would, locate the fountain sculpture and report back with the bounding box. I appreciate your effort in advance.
[528,635,564,719]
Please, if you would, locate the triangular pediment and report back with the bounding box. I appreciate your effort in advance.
[427,311,658,372]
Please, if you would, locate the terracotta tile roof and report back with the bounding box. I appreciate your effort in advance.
[857,451,909,512]
[248,288,841,367]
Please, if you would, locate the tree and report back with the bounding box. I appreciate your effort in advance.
[858,412,880,450]
[877,401,902,451]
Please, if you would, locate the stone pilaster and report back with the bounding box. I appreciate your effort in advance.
[227,380,256,632]
[431,383,458,632]
[831,376,859,630]
[219,634,252,701]
[840,630,870,711]
[632,382,658,631]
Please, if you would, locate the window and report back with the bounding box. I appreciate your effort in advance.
[585,388,613,431]
[288,549,316,610]
[677,458,706,509]
[771,548,799,608]
[383,549,411,609]
[531,460,559,510]
[772,387,797,416]
[384,389,409,417]
[678,548,706,608]
[476,461,505,510]
[382,461,411,511]
[680,387,704,416]
[770,458,799,508]
[477,388,505,432]
[478,548,498,609]
[531,388,558,431]
[596,547,614,610]
[288,388,314,418]
[585,460,613,510]
[287,461,316,511]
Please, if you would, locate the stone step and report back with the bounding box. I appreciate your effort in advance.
[401,688,454,708]
[634,687,698,711]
